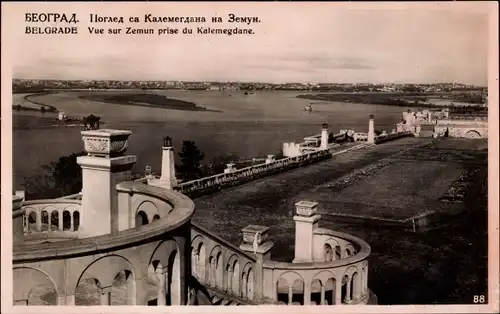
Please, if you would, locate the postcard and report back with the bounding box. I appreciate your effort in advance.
[1,1,498,314]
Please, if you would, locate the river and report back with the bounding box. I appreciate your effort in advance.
[12,90,412,189]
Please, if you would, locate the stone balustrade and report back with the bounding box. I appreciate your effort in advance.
[262,228,370,305]
[13,183,195,306]
[374,131,413,144]
[190,224,260,302]
[22,200,82,237]
[353,133,368,141]
[175,149,331,196]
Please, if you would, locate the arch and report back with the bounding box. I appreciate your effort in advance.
[136,201,160,223]
[208,245,223,288]
[190,237,206,282]
[277,270,304,285]
[50,211,59,230]
[167,250,181,305]
[73,211,80,230]
[63,210,72,230]
[149,239,179,268]
[231,260,240,296]
[343,265,359,278]
[464,130,481,138]
[311,270,336,286]
[27,211,37,232]
[241,263,254,299]
[149,239,181,306]
[13,267,59,305]
[152,214,160,222]
[135,211,149,227]
[325,278,337,305]
[75,255,136,295]
[310,279,322,305]
[276,278,289,303]
[110,269,136,305]
[41,210,49,231]
[246,268,254,300]
[225,254,239,293]
[345,244,356,257]
[324,243,334,262]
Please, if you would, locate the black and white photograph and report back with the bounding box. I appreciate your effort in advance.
[2,1,498,312]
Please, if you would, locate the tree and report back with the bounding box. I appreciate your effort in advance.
[202,154,239,176]
[176,141,205,181]
[23,151,86,200]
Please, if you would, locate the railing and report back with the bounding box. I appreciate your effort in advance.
[262,228,371,305]
[436,119,488,126]
[175,149,331,196]
[21,199,82,235]
[190,223,260,303]
[374,131,413,144]
[353,133,368,141]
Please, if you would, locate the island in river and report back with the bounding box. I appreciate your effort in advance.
[79,92,221,112]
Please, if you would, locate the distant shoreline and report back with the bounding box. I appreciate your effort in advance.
[297,92,487,111]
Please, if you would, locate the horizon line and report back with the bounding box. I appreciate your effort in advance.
[12,78,487,87]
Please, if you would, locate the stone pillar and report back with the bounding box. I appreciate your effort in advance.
[224,163,236,174]
[320,123,329,150]
[77,129,136,237]
[367,115,375,144]
[36,211,42,232]
[293,201,321,263]
[288,285,293,304]
[160,136,177,189]
[265,155,275,164]
[100,286,112,305]
[157,268,167,305]
[303,282,311,306]
[345,279,352,303]
[12,195,25,245]
[58,211,63,231]
[320,285,325,305]
[239,225,274,302]
[65,295,75,305]
[57,296,66,305]
[335,279,342,304]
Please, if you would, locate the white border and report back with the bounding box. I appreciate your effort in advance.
[1,2,498,314]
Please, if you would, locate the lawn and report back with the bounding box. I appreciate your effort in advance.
[314,161,466,220]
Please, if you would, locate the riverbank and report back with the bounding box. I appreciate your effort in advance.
[297,92,486,111]
[13,92,59,113]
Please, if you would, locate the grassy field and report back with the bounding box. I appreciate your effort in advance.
[315,161,466,219]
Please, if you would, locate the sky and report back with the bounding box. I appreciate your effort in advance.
[3,2,492,85]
